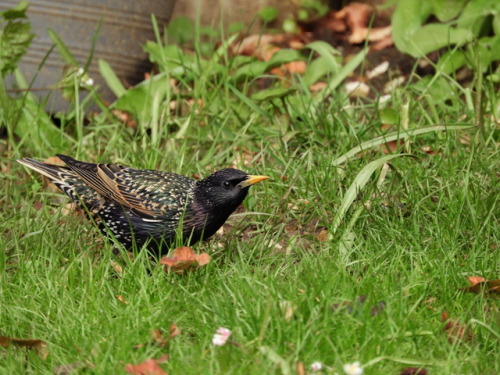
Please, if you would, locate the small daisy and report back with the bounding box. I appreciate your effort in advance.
[343,361,363,375]
[310,361,323,371]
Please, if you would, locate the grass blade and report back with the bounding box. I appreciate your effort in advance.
[332,124,474,166]
[331,153,412,234]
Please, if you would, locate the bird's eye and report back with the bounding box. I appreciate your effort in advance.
[222,181,232,189]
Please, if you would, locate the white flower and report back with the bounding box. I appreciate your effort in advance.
[212,327,231,346]
[84,77,94,86]
[343,361,363,375]
[310,361,323,371]
[216,327,231,336]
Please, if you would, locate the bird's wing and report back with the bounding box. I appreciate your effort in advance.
[57,154,194,218]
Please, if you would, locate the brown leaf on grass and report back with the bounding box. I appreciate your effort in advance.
[400,367,428,375]
[125,358,168,375]
[334,2,393,45]
[111,109,137,128]
[232,34,283,60]
[168,323,181,340]
[441,311,473,344]
[461,276,500,294]
[271,61,307,76]
[117,295,129,304]
[160,247,210,274]
[0,335,48,359]
[33,201,44,211]
[110,260,124,275]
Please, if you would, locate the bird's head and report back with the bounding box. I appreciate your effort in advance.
[195,168,269,211]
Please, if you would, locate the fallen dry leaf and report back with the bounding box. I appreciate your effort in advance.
[461,276,500,294]
[441,311,473,344]
[110,260,124,275]
[169,323,181,340]
[117,295,129,304]
[125,357,167,375]
[0,335,48,359]
[160,247,210,274]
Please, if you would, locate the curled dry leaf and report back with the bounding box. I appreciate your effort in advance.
[461,276,500,294]
[0,335,48,359]
[160,247,210,274]
[125,358,168,375]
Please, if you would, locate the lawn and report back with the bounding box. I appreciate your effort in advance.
[1,3,499,375]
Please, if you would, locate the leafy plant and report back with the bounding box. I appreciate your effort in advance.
[0,1,34,77]
[392,0,500,73]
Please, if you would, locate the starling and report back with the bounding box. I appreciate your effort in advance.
[18,155,269,253]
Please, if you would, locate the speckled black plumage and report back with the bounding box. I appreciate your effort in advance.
[18,155,268,254]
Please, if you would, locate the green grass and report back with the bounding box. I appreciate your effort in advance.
[1,23,499,375]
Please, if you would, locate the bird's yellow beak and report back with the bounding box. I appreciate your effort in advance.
[238,175,269,188]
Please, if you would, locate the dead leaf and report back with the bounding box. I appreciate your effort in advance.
[111,109,137,128]
[160,247,210,274]
[400,367,428,375]
[309,81,327,92]
[117,295,129,304]
[169,323,181,340]
[316,229,329,242]
[32,201,44,211]
[0,335,48,359]
[461,276,500,294]
[110,260,124,275]
[125,358,167,375]
[279,300,296,322]
[441,311,473,344]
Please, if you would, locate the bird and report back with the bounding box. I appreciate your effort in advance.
[17,155,269,254]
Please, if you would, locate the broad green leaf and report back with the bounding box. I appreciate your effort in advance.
[258,7,278,23]
[302,56,338,86]
[231,60,268,81]
[166,16,194,44]
[437,49,466,74]
[432,0,467,21]
[456,0,500,33]
[403,23,473,57]
[266,48,304,68]
[392,0,434,56]
[99,59,126,97]
[1,1,29,19]
[379,108,400,125]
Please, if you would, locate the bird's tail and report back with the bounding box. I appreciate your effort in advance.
[17,158,74,184]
